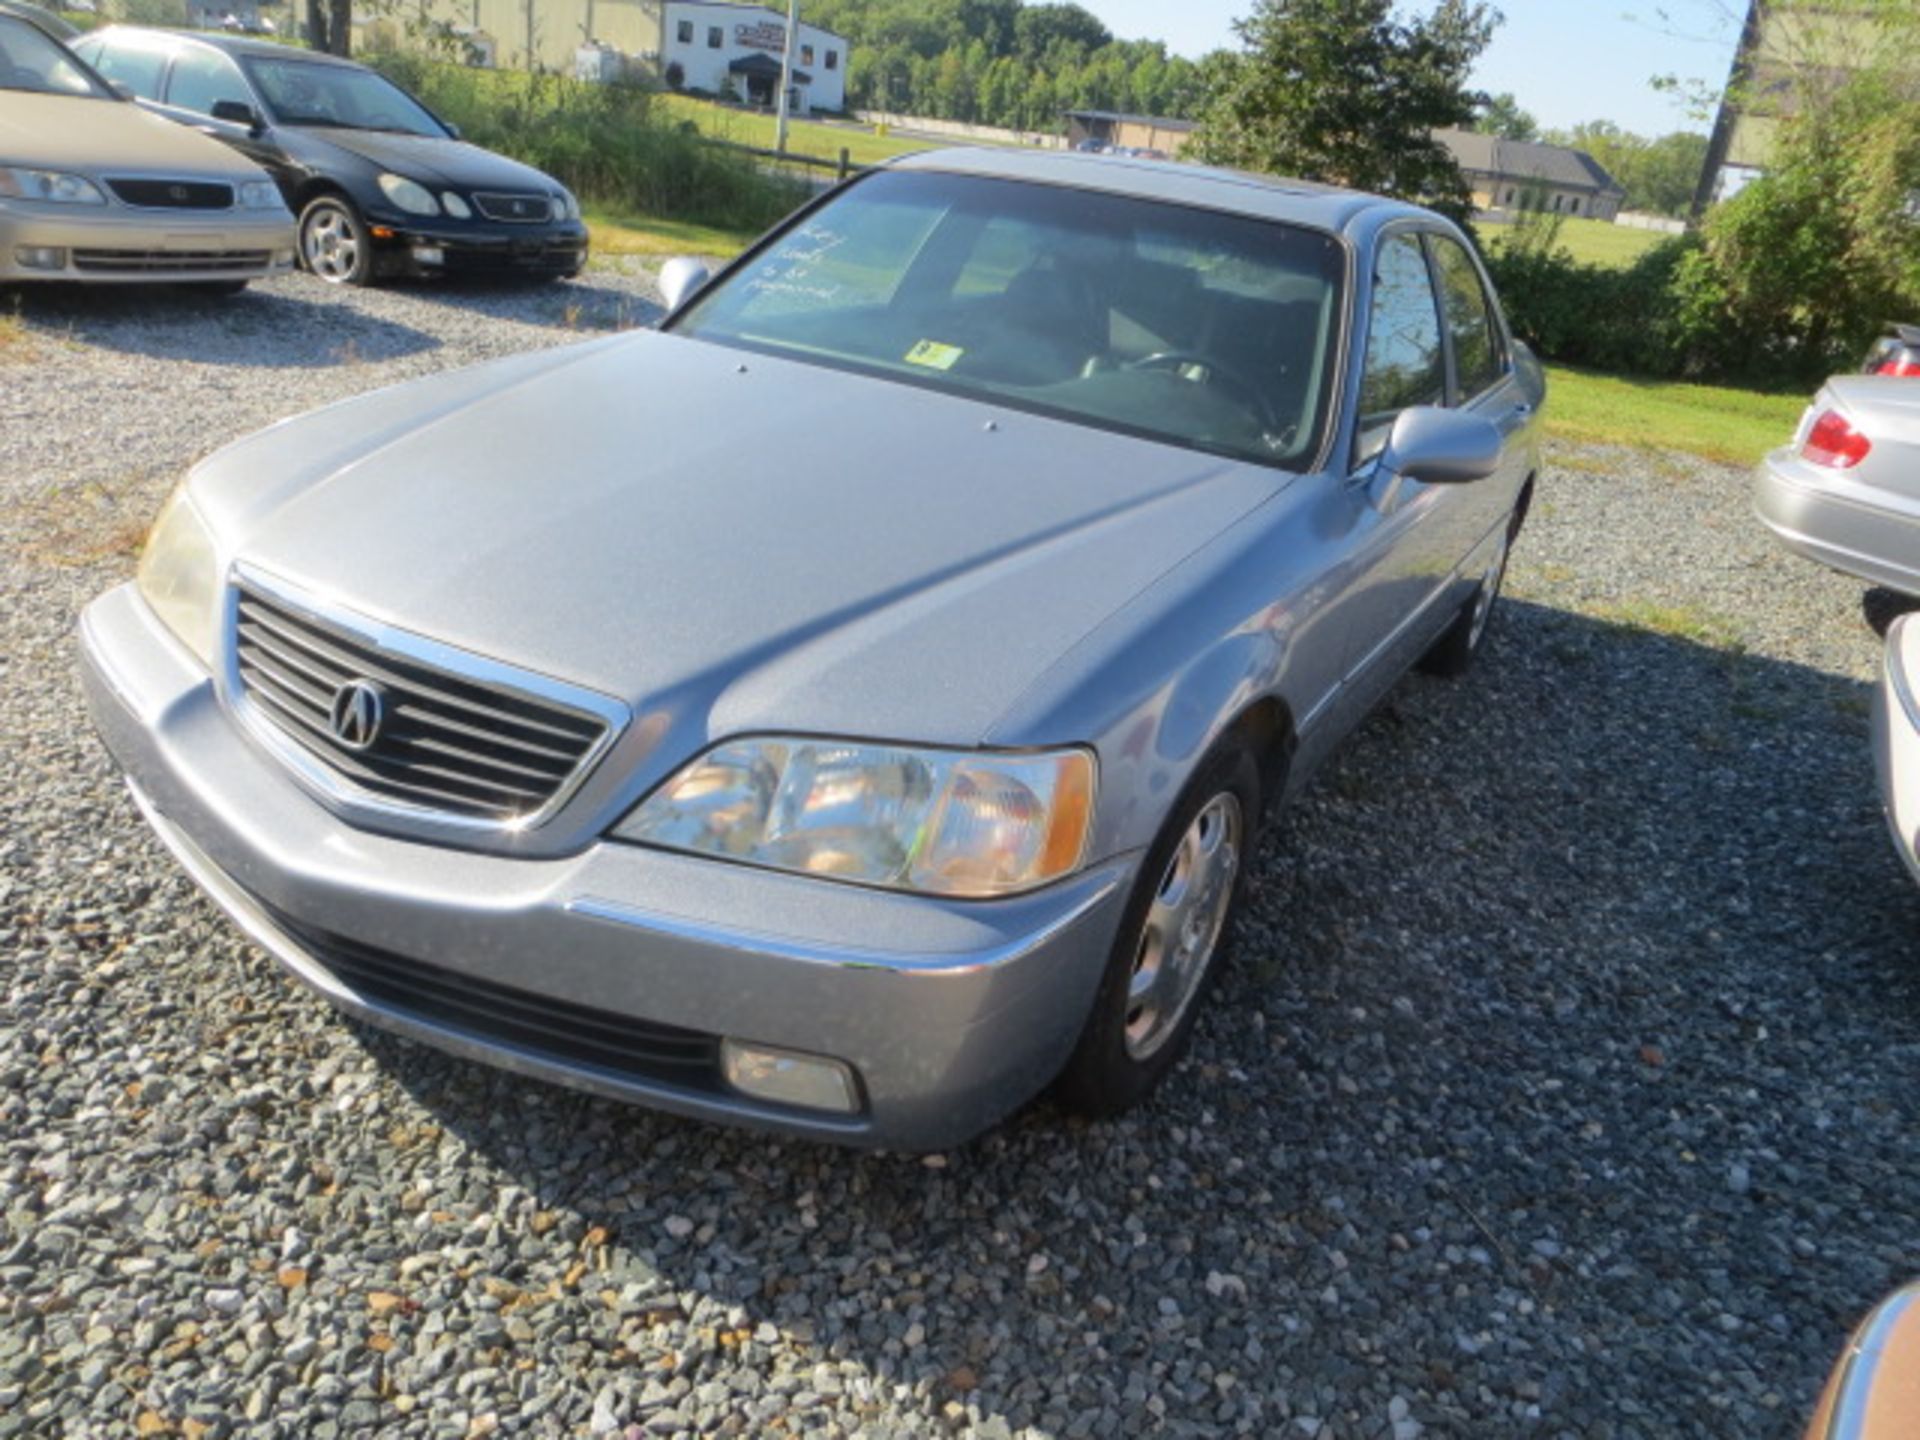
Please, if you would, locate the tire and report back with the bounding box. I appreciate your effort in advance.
[298,195,375,286]
[1863,587,1920,638]
[1419,513,1514,678]
[1055,740,1262,1119]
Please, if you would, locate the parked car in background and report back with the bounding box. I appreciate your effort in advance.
[80,149,1542,1149]
[0,0,76,41]
[1864,323,1920,378]
[1800,1279,1920,1438]
[69,27,587,285]
[0,12,293,291]
[1754,376,1920,595]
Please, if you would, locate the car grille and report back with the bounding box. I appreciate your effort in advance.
[106,178,234,210]
[263,902,725,1087]
[471,191,556,223]
[233,585,613,824]
[71,249,270,274]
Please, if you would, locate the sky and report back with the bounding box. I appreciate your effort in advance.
[1076,1,1748,137]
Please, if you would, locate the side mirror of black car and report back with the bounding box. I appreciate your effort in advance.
[444,121,462,140]
[211,99,263,134]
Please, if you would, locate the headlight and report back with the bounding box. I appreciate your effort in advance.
[0,168,107,205]
[237,180,281,209]
[376,173,439,216]
[136,486,222,669]
[441,191,471,219]
[554,189,579,220]
[615,738,1095,898]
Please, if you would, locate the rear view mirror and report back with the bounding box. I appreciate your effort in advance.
[211,99,262,132]
[1380,406,1504,485]
[658,255,712,317]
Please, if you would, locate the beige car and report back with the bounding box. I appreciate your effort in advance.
[0,11,293,290]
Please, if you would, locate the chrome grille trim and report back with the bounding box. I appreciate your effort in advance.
[71,249,271,274]
[470,191,555,223]
[224,566,629,832]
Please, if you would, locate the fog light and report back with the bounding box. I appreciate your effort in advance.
[720,1039,859,1114]
[14,245,65,270]
[411,245,445,266]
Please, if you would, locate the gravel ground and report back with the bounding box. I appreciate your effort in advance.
[5,268,1920,1440]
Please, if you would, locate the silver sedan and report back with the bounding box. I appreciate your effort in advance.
[1754,375,1920,595]
[81,149,1544,1148]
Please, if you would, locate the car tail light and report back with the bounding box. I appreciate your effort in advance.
[1873,355,1920,377]
[1802,409,1872,468]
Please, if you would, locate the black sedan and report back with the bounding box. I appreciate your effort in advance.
[70,28,588,285]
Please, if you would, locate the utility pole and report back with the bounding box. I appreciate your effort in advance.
[774,0,799,154]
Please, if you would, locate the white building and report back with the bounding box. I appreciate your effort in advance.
[660,2,849,114]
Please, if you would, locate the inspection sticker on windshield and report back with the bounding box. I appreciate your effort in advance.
[905,340,964,371]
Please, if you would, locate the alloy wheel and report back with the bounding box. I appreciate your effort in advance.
[1124,792,1242,1060]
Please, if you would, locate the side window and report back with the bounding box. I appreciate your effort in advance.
[707,26,722,48]
[825,49,838,70]
[1429,235,1503,400]
[676,19,692,43]
[1357,232,1446,460]
[166,46,250,118]
[83,40,167,100]
[800,44,814,65]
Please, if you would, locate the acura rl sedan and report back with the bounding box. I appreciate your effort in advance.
[81,150,1544,1148]
[0,11,293,289]
[70,26,587,284]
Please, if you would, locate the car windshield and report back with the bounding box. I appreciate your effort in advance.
[241,55,443,135]
[674,170,1348,469]
[0,14,111,97]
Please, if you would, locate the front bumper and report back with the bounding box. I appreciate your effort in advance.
[79,583,1130,1149]
[0,200,295,283]
[1754,449,1920,596]
[1872,616,1920,887]
[370,215,588,279]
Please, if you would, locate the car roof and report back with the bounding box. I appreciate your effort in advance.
[88,24,363,67]
[885,146,1431,236]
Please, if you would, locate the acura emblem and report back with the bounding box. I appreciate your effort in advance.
[168,184,188,202]
[328,678,385,751]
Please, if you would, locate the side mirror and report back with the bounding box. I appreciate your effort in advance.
[211,99,262,133]
[1379,406,1504,485]
[658,255,712,316]
[444,121,462,140]
[108,80,135,101]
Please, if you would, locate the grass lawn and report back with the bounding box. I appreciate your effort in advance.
[1484,216,1668,270]
[658,95,938,169]
[586,206,758,260]
[1543,365,1808,467]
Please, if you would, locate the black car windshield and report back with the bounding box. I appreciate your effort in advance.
[242,55,443,135]
[0,14,112,98]
[674,170,1347,469]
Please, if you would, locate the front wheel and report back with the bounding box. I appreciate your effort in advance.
[299,195,374,286]
[1419,523,1511,678]
[1055,742,1261,1119]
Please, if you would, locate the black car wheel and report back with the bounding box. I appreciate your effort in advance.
[299,195,374,286]
[1056,739,1260,1119]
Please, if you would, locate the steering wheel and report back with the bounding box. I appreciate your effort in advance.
[1123,350,1279,433]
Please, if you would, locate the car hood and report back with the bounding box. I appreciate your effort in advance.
[291,126,559,192]
[0,91,261,176]
[191,331,1287,750]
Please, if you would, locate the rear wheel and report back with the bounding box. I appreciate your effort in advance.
[299,195,374,286]
[1056,741,1260,1118]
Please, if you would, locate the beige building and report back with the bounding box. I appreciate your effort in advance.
[381,0,666,74]
[1063,110,1197,158]
[1695,1,1909,211]
[1433,129,1624,221]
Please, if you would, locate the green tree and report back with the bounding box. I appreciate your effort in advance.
[1474,91,1538,141]
[1191,0,1498,223]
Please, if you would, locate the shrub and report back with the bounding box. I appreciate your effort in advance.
[367,53,808,233]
